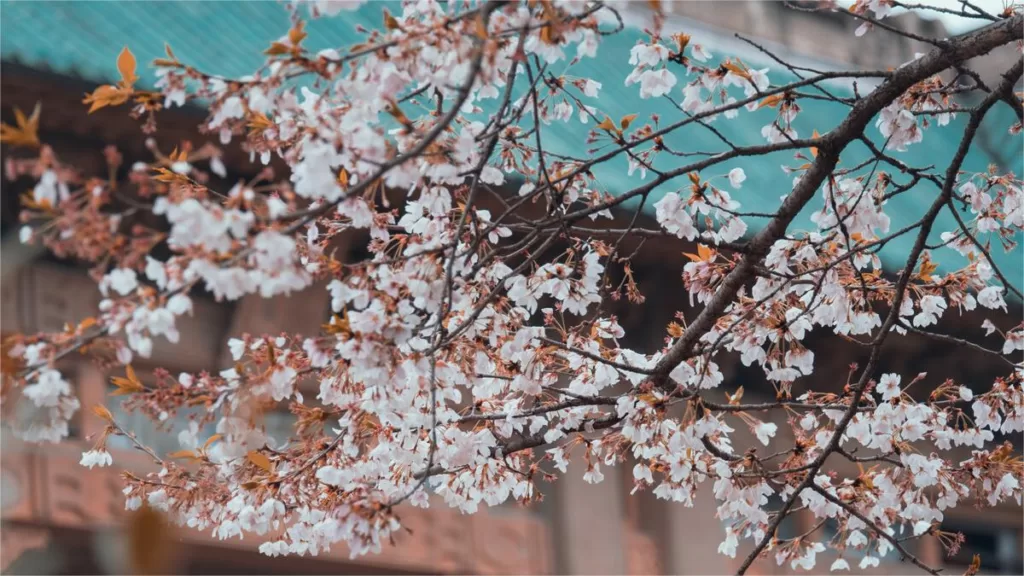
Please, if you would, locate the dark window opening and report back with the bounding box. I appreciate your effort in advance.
[940,520,1023,575]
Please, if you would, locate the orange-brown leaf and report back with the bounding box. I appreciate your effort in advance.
[383,9,401,31]
[637,392,657,405]
[384,101,412,127]
[667,322,684,338]
[266,338,276,365]
[673,33,691,53]
[0,102,41,148]
[473,12,488,39]
[78,317,98,331]
[151,167,188,184]
[723,60,751,81]
[264,42,292,56]
[619,114,638,131]
[117,46,138,86]
[167,450,198,460]
[684,244,716,263]
[726,386,744,405]
[964,554,981,576]
[247,112,273,133]
[698,243,714,261]
[83,84,133,113]
[109,385,135,397]
[202,434,222,451]
[757,93,785,109]
[111,366,144,396]
[92,404,115,423]
[247,450,273,473]
[596,116,617,132]
[126,364,140,386]
[288,21,307,47]
[917,254,938,282]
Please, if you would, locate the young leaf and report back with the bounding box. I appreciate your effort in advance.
[667,322,684,338]
[917,254,938,282]
[723,60,751,81]
[83,84,132,114]
[117,46,138,86]
[167,450,198,460]
[288,21,307,47]
[126,364,141,387]
[202,434,222,451]
[92,404,115,423]
[673,33,691,53]
[383,9,401,31]
[809,129,821,158]
[0,102,41,148]
[596,116,617,133]
[247,450,273,473]
[111,365,144,395]
[683,244,716,263]
[758,93,785,109]
[726,386,744,405]
[265,42,291,56]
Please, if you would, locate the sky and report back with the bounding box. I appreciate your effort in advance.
[837,0,1013,33]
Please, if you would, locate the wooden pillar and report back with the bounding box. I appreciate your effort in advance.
[551,453,627,575]
[665,482,735,575]
[919,532,942,570]
[77,363,108,439]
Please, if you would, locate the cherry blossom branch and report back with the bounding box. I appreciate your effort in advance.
[945,183,1024,300]
[891,0,999,21]
[735,22,1023,573]
[654,14,1023,396]
[538,336,656,374]
[809,484,942,575]
[413,412,622,479]
[459,394,617,423]
[897,320,1017,365]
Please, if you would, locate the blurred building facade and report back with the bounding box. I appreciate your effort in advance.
[2,2,1022,574]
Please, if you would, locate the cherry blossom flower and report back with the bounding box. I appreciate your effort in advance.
[80,450,113,469]
[877,373,901,400]
[727,168,746,188]
[626,68,677,99]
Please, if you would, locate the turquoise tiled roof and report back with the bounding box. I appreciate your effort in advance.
[2,1,1020,279]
